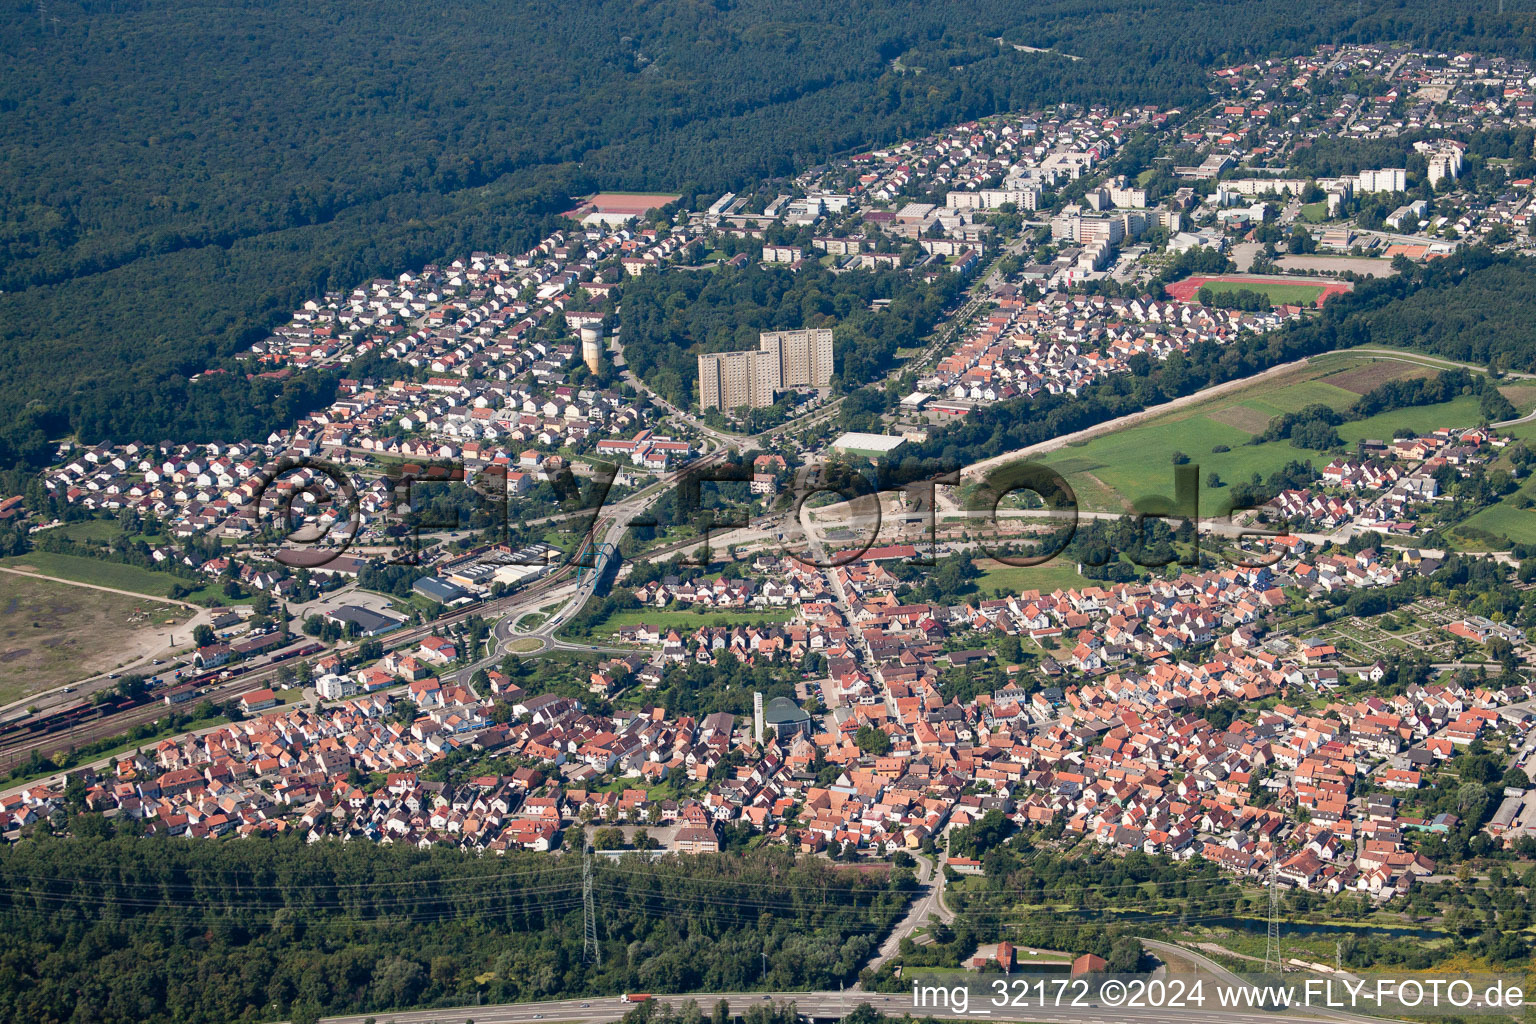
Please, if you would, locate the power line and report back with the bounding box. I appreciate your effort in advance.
[1263,858,1282,975]
[0,860,579,894]
[583,844,602,966]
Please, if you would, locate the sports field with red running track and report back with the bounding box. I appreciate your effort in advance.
[1165,275,1352,305]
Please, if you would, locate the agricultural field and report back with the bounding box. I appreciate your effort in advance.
[1451,474,1536,548]
[1494,382,1536,416]
[0,573,193,701]
[1032,352,1535,516]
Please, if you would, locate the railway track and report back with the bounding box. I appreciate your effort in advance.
[0,447,724,774]
[0,562,580,772]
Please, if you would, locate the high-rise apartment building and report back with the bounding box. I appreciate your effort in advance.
[757,329,834,390]
[1356,168,1407,193]
[697,348,778,412]
[697,328,834,411]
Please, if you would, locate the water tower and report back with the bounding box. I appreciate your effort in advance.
[580,324,604,374]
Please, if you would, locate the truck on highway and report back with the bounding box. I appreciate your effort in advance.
[622,994,653,1003]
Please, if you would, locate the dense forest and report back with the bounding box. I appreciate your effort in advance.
[5,0,1536,474]
[0,835,914,1024]
[620,262,960,406]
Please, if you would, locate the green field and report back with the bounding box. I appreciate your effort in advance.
[1453,487,1536,548]
[505,636,545,653]
[1196,279,1328,306]
[0,551,230,604]
[973,558,1091,596]
[1028,354,1530,515]
[1300,201,1329,223]
[594,607,795,635]
[46,519,132,543]
[1337,396,1488,442]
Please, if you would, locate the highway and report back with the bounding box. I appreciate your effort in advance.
[305,933,1409,1024]
[310,989,1400,1024]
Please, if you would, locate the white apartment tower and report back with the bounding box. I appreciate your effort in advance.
[1357,168,1407,193]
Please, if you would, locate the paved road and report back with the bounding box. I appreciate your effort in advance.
[861,854,953,983]
[310,989,1398,1024]
[1138,941,1392,1024]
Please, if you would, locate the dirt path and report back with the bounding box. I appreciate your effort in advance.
[1346,347,1536,381]
[0,566,199,610]
[1082,471,1134,512]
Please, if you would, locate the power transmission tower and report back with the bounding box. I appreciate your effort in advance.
[582,845,601,966]
[1263,859,1282,975]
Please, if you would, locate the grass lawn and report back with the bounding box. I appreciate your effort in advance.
[1030,353,1528,516]
[1196,279,1328,306]
[1462,409,1536,547]
[1300,201,1329,223]
[973,558,1091,596]
[593,607,794,635]
[505,637,545,653]
[1336,395,1487,442]
[0,550,235,604]
[46,519,134,543]
[0,574,193,702]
